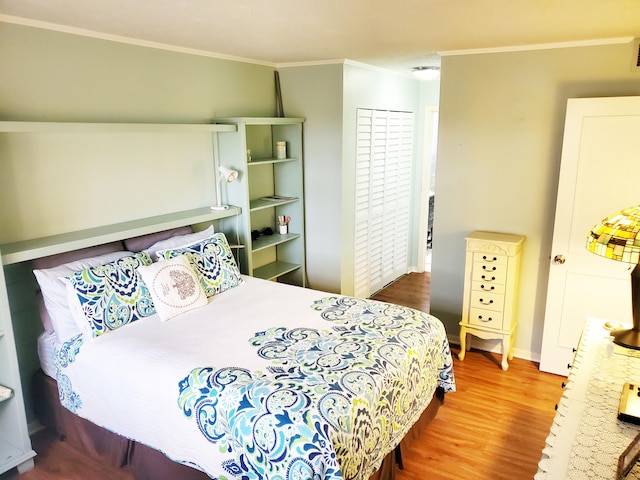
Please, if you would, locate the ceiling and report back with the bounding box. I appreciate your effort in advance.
[1,0,640,75]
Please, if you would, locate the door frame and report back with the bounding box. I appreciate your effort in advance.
[416,106,439,273]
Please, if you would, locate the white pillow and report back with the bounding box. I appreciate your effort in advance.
[137,255,208,321]
[33,250,132,342]
[145,225,214,259]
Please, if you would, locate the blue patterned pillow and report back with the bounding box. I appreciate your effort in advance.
[157,233,242,298]
[66,251,155,338]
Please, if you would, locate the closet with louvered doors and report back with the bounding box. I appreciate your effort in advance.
[354,109,414,298]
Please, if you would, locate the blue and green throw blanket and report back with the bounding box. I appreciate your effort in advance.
[177,296,454,479]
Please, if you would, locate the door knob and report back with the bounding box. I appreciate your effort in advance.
[553,254,566,265]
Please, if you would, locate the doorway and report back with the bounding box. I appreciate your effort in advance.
[419,107,439,273]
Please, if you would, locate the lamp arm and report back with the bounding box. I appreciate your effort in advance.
[215,174,223,208]
[632,263,640,332]
[611,263,640,349]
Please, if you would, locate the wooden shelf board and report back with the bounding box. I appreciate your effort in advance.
[0,206,241,265]
[250,197,299,211]
[214,117,304,126]
[0,121,236,133]
[253,261,301,281]
[251,233,300,252]
[247,157,298,166]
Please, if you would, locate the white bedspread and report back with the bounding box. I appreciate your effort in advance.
[54,276,455,480]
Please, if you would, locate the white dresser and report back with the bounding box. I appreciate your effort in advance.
[536,318,640,479]
[458,231,525,370]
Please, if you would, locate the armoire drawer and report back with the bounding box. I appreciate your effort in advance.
[470,290,504,312]
[471,267,507,284]
[468,308,504,328]
[472,280,506,295]
[473,252,507,266]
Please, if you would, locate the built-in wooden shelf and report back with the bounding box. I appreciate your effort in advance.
[253,261,301,281]
[250,197,299,211]
[251,233,301,253]
[0,121,236,133]
[0,206,240,265]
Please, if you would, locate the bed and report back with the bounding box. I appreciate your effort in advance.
[30,226,455,480]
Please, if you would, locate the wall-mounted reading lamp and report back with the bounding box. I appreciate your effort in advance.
[211,165,238,211]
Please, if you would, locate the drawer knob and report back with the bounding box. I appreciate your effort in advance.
[482,255,498,262]
[482,265,497,271]
[477,315,493,322]
[481,275,496,281]
[479,298,494,305]
[480,285,495,291]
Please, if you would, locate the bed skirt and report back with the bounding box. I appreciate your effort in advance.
[32,370,444,480]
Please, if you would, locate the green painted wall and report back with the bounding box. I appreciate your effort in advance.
[0,22,278,424]
[431,42,640,361]
[0,23,276,122]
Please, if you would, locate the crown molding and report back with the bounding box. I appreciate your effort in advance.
[276,59,345,68]
[0,14,276,67]
[276,59,416,79]
[439,37,635,56]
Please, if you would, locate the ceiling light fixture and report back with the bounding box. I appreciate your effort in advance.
[412,66,440,80]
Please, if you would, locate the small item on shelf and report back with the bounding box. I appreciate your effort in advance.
[618,383,640,424]
[252,228,274,241]
[276,141,286,159]
[247,149,251,162]
[278,216,290,235]
[0,384,13,401]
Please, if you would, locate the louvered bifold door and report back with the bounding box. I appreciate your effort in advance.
[354,109,414,298]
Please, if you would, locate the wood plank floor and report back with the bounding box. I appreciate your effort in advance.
[2,272,564,480]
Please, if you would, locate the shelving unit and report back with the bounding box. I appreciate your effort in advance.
[0,120,241,476]
[0,246,35,474]
[215,118,306,286]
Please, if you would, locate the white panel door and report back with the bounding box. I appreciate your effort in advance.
[354,109,413,298]
[540,96,640,375]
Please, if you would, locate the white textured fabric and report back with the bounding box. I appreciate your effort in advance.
[57,277,322,473]
[37,331,59,379]
[53,276,453,479]
[137,255,207,321]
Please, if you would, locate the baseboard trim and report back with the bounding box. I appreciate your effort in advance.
[28,420,45,436]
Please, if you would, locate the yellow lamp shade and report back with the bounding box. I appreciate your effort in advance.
[586,205,640,264]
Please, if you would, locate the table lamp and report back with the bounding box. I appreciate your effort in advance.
[586,205,640,349]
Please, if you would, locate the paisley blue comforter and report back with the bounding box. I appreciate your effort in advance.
[55,276,455,480]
